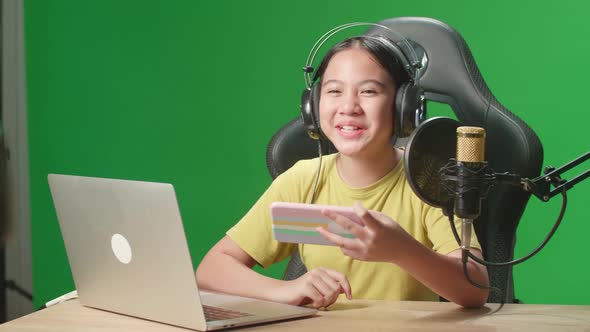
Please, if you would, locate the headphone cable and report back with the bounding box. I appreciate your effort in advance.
[309,140,324,204]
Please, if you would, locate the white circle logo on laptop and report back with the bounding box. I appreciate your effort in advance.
[111,233,132,264]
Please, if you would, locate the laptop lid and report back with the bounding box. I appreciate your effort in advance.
[48,174,315,331]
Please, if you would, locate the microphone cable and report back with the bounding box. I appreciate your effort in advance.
[447,187,568,303]
[447,211,504,303]
[451,187,567,267]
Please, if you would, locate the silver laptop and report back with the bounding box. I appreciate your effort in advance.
[48,174,316,331]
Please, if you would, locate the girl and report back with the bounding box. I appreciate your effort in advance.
[196,36,489,309]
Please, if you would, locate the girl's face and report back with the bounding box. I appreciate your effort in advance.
[319,48,396,159]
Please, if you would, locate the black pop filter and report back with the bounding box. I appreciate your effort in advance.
[404,117,461,210]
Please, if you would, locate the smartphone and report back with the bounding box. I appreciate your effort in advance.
[270,202,361,246]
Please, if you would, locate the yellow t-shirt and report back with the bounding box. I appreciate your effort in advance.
[227,153,480,301]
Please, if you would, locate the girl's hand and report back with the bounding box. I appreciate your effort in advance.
[274,267,352,309]
[317,202,413,264]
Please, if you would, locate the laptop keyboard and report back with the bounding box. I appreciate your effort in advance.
[203,304,253,322]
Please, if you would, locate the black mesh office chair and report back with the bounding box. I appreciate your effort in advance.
[266,17,543,303]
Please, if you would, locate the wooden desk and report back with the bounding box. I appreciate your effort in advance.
[1,299,589,332]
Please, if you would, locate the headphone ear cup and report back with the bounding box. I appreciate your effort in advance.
[395,83,425,138]
[300,84,323,140]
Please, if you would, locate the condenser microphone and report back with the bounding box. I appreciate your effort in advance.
[455,127,486,218]
[454,126,486,250]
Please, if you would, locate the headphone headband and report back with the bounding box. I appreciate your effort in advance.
[303,22,422,88]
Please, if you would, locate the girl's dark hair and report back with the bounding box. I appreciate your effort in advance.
[313,36,411,90]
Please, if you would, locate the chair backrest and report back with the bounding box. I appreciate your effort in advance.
[266,17,543,303]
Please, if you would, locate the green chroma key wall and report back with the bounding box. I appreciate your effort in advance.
[24,0,590,307]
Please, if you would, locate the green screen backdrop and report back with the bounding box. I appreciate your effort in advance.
[25,0,590,307]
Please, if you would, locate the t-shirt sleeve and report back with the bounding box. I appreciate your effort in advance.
[422,203,481,255]
[226,165,310,268]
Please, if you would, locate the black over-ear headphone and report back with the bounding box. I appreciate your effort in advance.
[300,23,426,141]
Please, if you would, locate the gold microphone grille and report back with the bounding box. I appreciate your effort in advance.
[456,127,485,163]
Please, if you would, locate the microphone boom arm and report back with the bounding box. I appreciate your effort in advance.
[440,151,590,204]
[521,151,590,202]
